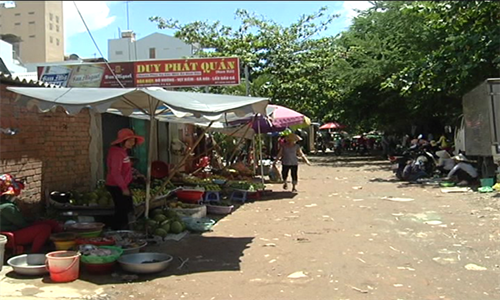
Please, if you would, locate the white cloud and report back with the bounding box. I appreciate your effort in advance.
[63,1,116,41]
[342,1,373,24]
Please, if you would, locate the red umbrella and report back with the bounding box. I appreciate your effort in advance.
[319,122,346,130]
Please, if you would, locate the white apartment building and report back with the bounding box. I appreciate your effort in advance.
[108,31,196,62]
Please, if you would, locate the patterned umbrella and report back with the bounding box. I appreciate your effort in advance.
[319,122,346,130]
[230,104,311,133]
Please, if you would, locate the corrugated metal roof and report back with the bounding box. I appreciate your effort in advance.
[0,72,61,88]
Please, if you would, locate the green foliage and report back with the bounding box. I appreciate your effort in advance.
[150,7,341,122]
[150,1,500,133]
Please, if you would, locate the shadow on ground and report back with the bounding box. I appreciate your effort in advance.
[38,235,256,286]
[310,154,390,171]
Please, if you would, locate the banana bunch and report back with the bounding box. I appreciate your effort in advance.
[132,189,146,205]
[203,184,221,191]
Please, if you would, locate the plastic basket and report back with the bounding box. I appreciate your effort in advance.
[181,217,215,232]
[79,246,123,264]
[76,237,115,246]
[206,204,234,215]
[480,178,495,187]
[76,230,102,238]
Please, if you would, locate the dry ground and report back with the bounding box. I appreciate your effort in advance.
[2,154,500,300]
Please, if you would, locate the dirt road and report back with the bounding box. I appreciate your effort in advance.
[2,155,500,300]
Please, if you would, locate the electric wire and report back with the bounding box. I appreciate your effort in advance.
[72,1,125,88]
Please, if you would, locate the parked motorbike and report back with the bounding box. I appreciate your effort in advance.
[389,146,437,181]
[332,140,342,156]
[389,152,411,180]
[315,136,328,153]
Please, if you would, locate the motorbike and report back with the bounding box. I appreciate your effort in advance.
[315,136,328,153]
[0,174,26,200]
[332,139,342,156]
[389,146,437,181]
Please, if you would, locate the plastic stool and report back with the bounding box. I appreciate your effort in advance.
[247,191,261,200]
[204,191,220,202]
[230,190,248,203]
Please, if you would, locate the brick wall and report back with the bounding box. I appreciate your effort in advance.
[0,84,92,216]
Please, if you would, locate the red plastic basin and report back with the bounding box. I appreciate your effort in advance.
[177,190,204,203]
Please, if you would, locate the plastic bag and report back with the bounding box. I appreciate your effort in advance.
[269,164,283,182]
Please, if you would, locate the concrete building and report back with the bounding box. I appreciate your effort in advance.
[0,1,64,64]
[108,31,196,62]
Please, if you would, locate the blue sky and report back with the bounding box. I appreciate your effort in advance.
[64,1,372,59]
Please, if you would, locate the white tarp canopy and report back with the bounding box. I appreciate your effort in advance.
[6,87,268,119]
[6,86,269,217]
[106,108,259,139]
[106,104,279,139]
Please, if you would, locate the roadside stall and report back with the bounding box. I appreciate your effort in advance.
[7,87,269,218]
[2,86,270,280]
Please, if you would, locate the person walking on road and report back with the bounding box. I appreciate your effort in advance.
[275,132,311,192]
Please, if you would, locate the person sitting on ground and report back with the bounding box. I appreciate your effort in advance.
[435,150,455,175]
[437,133,451,151]
[0,174,62,253]
[445,154,478,186]
[402,159,428,182]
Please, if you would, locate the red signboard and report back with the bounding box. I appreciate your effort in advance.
[134,57,240,87]
[37,57,240,88]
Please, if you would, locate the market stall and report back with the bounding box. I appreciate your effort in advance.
[7,86,269,218]
[112,103,312,182]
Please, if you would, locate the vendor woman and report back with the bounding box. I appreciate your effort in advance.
[0,174,62,253]
[106,128,144,230]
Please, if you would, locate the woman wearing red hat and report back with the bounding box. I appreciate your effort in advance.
[106,128,145,230]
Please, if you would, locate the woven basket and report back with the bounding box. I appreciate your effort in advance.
[206,204,233,215]
[80,246,123,264]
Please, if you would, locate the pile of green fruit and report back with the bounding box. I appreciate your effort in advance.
[167,201,202,209]
[151,179,175,196]
[132,189,146,205]
[133,208,186,238]
[132,180,176,205]
[227,181,265,192]
[203,184,221,192]
[69,186,114,207]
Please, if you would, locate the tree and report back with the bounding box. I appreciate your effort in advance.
[325,1,500,133]
[151,1,500,133]
[150,7,341,121]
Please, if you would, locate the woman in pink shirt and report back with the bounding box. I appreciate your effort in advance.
[106,128,144,230]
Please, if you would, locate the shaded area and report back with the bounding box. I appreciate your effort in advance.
[310,154,390,170]
[76,235,253,285]
[255,190,298,202]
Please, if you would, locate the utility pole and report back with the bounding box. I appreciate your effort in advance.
[126,1,130,30]
[244,65,250,96]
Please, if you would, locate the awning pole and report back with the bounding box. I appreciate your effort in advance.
[223,116,254,169]
[151,121,214,201]
[257,115,265,185]
[252,134,257,175]
[144,96,158,220]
